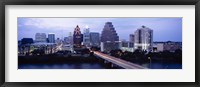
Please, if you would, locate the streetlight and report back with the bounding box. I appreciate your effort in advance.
[148,57,152,68]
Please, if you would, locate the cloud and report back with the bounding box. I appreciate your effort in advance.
[18,17,182,42]
[22,18,83,29]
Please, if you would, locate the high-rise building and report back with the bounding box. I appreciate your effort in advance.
[129,34,134,42]
[90,32,100,47]
[35,33,47,42]
[134,26,153,51]
[48,33,55,43]
[100,41,120,52]
[101,22,119,42]
[83,27,90,47]
[64,32,73,45]
[68,32,73,45]
[73,25,83,48]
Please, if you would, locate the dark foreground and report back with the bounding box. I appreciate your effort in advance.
[18,54,182,69]
[18,55,122,69]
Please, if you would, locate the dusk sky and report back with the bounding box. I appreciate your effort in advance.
[18,17,182,42]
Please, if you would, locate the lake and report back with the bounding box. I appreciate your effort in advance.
[18,62,182,69]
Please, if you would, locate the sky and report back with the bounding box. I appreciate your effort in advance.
[18,17,182,42]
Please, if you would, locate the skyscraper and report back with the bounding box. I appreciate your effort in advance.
[35,33,47,42]
[48,33,55,43]
[134,26,153,51]
[68,32,73,45]
[90,32,100,47]
[64,32,73,45]
[83,27,90,47]
[73,25,83,48]
[101,22,119,42]
[129,34,134,42]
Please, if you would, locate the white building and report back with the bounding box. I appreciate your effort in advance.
[134,26,153,51]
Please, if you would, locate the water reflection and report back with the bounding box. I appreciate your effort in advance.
[19,62,181,69]
[141,63,182,69]
[19,63,106,69]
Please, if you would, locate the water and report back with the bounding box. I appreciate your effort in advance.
[140,62,182,69]
[19,62,181,69]
[19,63,106,69]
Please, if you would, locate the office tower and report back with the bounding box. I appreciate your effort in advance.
[35,33,47,42]
[83,27,90,47]
[90,32,100,47]
[101,22,119,42]
[134,26,153,51]
[129,34,134,42]
[68,32,73,45]
[48,33,55,43]
[73,25,83,48]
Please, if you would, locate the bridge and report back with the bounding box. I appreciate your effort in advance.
[93,51,147,69]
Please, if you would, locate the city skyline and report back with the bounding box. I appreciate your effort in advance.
[18,18,182,42]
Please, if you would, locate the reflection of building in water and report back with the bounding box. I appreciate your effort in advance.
[153,41,182,52]
[90,32,100,47]
[134,26,153,51]
[73,25,83,48]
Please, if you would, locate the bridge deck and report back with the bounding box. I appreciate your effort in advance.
[93,51,147,69]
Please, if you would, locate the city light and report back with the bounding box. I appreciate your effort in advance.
[18,18,182,69]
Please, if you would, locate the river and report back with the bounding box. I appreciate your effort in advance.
[19,62,181,69]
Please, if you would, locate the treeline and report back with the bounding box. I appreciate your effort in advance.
[109,49,182,64]
[18,54,100,64]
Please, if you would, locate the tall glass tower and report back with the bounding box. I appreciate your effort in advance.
[83,27,90,47]
[48,33,55,43]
